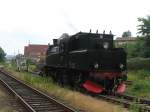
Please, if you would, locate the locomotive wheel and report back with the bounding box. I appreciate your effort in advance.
[39,70,47,77]
[39,67,49,77]
[104,79,115,94]
[74,72,83,89]
[68,71,86,91]
[61,70,69,86]
[55,71,62,86]
[51,72,58,82]
[56,70,69,87]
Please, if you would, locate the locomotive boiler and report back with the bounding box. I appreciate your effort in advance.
[41,31,127,94]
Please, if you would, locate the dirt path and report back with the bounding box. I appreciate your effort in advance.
[0,84,26,112]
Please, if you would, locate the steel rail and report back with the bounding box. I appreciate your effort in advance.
[0,69,78,112]
[97,94,150,111]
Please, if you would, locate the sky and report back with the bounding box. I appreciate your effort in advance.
[0,0,150,55]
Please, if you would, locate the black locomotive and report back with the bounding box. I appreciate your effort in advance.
[41,31,127,94]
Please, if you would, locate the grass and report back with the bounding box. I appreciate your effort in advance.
[28,64,37,71]
[129,103,140,112]
[126,70,150,98]
[3,64,125,112]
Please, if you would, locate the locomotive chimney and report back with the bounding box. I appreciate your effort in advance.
[90,29,91,33]
[109,30,112,35]
[96,30,98,33]
[103,30,105,34]
[53,39,58,46]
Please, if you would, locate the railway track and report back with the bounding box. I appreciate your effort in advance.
[0,69,78,112]
[24,71,150,111]
[97,93,150,111]
[2,68,150,112]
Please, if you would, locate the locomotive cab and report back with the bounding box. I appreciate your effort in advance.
[68,32,113,51]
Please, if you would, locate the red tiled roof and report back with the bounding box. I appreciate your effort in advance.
[24,44,48,57]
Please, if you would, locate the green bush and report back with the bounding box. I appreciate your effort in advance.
[127,58,150,70]
[127,70,150,98]
[136,70,150,79]
[128,80,150,94]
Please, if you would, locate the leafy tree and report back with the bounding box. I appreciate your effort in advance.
[117,37,145,58]
[137,16,150,36]
[0,47,6,62]
[118,16,150,58]
[137,16,150,57]
[122,30,132,37]
[119,42,138,58]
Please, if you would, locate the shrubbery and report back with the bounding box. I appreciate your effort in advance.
[0,47,6,62]
[127,58,150,70]
[130,80,150,92]
[127,70,150,98]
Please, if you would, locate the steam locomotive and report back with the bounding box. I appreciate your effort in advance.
[41,31,127,94]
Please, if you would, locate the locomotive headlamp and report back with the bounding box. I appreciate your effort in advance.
[120,64,124,69]
[94,63,99,69]
[103,42,109,49]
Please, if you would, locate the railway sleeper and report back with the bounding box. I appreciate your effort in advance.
[25,100,50,103]
[31,105,50,108]
[34,107,65,111]
[32,105,61,109]
[20,94,41,98]
[30,103,57,107]
[36,110,65,112]
[23,97,47,100]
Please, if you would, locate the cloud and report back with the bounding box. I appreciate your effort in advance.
[0,0,150,55]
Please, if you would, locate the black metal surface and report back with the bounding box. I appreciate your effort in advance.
[46,32,126,71]
[0,70,77,112]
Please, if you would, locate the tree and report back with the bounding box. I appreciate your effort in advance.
[0,47,6,62]
[122,30,132,37]
[137,16,150,57]
[118,42,139,58]
[137,16,150,36]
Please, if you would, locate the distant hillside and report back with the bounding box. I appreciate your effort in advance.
[6,55,15,60]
